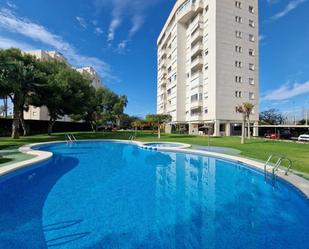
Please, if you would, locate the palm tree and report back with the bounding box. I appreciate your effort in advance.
[236,103,255,144]
[236,105,247,144]
[243,103,255,139]
[146,114,172,139]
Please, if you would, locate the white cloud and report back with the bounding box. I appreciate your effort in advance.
[0,37,34,50]
[95,0,161,43]
[116,40,128,54]
[271,0,307,20]
[6,1,17,9]
[76,16,87,29]
[129,15,143,38]
[0,8,117,83]
[107,17,121,41]
[263,81,309,101]
[95,27,103,35]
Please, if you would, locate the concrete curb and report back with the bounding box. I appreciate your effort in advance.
[0,139,308,198]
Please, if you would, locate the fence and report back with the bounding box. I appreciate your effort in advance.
[0,118,92,137]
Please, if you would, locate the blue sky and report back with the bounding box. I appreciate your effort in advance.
[0,0,308,120]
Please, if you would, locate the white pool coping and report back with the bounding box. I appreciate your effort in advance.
[0,139,308,198]
[141,141,191,150]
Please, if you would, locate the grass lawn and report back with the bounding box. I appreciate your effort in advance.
[0,131,308,176]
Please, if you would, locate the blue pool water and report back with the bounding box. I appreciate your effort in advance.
[0,141,309,249]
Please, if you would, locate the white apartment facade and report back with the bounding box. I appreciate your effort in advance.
[157,0,259,136]
[76,66,103,89]
[24,50,103,121]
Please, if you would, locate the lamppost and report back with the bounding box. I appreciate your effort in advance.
[305,100,308,126]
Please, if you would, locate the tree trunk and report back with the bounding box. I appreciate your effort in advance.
[158,124,161,139]
[19,111,29,136]
[241,117,245,144]
[3,96,8,118]
[247,119,251,139]
[48,118,56,135]
[11,100,20,139]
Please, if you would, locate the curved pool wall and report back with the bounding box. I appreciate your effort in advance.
[0,140,309,248]
[141,142,191,150]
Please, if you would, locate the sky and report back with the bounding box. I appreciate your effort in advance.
[0,0,308,120]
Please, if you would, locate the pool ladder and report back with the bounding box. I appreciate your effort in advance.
[129,135,136,141]
[65,134,77,143]
[264,154,292,177]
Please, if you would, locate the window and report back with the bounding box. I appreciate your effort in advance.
[235,76,242,83]
[249,63,255,71]
[191,107,202,116]
[235,91,242,98]
[249,92,255,100]
[235,45,242,53]
[204,107,208,114]
[249,34,255,42]
[235,1,241,8]
[191,94,198,102]
[235,61,242,68]
[205,5,209,13]
[205,63,209,70]
[249,19,255,28]
[249,78,255,85]
[167,89,171,95]
[249,49,255,56]
[235,31,242,38]
[235,16,242,23]
[249,6,254,14]
[205,48,209,56]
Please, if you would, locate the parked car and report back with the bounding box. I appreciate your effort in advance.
[298,134,309,142]
[280,130,292,139]
[264,132,278,139]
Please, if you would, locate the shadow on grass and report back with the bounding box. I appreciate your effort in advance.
[0,157,12,164]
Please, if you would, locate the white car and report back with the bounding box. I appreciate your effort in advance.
[298,134,309,142]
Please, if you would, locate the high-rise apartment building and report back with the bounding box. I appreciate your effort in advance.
[157,0,259,136]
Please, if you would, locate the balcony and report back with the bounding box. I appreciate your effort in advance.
[190,72,203,88]
[190,106,203,120]
[191,56,203,71]
[191,15,203,33]
[177,0,204,23]
[191,28,203,44]
[191,42,203,57]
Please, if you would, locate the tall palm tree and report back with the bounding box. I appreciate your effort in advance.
[236,105,246,144]
[236,103,255,144]
[243,103,255,139]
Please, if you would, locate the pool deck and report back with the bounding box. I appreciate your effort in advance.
[0,139,308,198]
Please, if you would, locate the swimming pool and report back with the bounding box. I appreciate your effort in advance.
[142,142,191,149]
[0,141,308,249]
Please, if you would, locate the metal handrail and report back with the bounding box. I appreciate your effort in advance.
[65,134,77,143]
[273,158,293,176]
[264,154,293,177]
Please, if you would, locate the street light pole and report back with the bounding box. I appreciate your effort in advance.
[305,100,308,125]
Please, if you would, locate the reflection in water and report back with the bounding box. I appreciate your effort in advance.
[154,152,216,249]
[1,142,308,249]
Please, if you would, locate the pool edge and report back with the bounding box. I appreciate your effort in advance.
[0,139,308,198]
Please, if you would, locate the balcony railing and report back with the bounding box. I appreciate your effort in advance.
[191,56,203,70]
[191,42,203,57]
[191,28,203,44]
